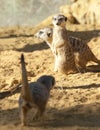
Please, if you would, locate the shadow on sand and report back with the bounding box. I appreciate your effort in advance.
[0,102,100,128]
[68,29,100,42]
[1,83,100,100]
[15,41,49,52]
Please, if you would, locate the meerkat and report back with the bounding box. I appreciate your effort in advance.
[19,54,55,126]
[34,28,57,73]
[68,36,100,69]
[52,14,78,74]
[35,25,100,71]
[34,27,53,52]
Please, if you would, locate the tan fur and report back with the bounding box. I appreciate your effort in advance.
[35,27,100,71]
[19,54,55,126]
[52,14,78,74]
[68,36,100,69]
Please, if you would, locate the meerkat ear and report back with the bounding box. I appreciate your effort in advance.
[65,17,67,21]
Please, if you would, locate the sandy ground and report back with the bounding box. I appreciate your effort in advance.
[0,23,100,130]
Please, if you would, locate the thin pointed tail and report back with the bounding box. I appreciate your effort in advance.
[20,54,32,102]
[92,54,100,64]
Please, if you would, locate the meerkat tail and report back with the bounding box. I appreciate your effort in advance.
[95,58,100,64]
[94,58,100,64]
[20,54,33,102]
[91,53,100,64]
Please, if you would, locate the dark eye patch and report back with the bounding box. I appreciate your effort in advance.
[59,18,63,21]
[53,17,57,20]
[39,31,44,35]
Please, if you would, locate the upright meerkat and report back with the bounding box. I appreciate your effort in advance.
[35,25,100,71]
[19,54,55,126]
[52,14,78,74]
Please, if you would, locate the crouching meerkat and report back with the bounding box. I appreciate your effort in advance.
[18,54,55,126]
[68,36,100,70]
[35,27,100,71]
[52,14,78,74]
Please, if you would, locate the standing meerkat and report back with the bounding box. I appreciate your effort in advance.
[52,14,78,74]
[35,26,100,71]
[19,54,55,126]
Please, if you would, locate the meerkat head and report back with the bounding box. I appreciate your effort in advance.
[37,75,55,91]
[52,14,67,27]
[34,27,53,43]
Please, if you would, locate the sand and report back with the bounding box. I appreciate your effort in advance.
[0,23,100,130]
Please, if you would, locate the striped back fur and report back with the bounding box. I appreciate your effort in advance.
[35,27,100,70]
[68,36,100,68]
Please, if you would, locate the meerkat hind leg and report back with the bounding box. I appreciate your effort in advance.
[21,106,29,126]
[76,61,87,73]
[33,105,46,121]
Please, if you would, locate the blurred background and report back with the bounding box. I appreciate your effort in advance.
[0,0,71,27]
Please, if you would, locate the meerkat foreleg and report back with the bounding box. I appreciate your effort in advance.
[54,55,59,72]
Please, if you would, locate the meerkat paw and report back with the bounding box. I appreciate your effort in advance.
[76,67,86,73]
[67,70,77,74]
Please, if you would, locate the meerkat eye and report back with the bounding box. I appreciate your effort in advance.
[39,31,43,35]
[59,18,63,21]
[53,17,57,21]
